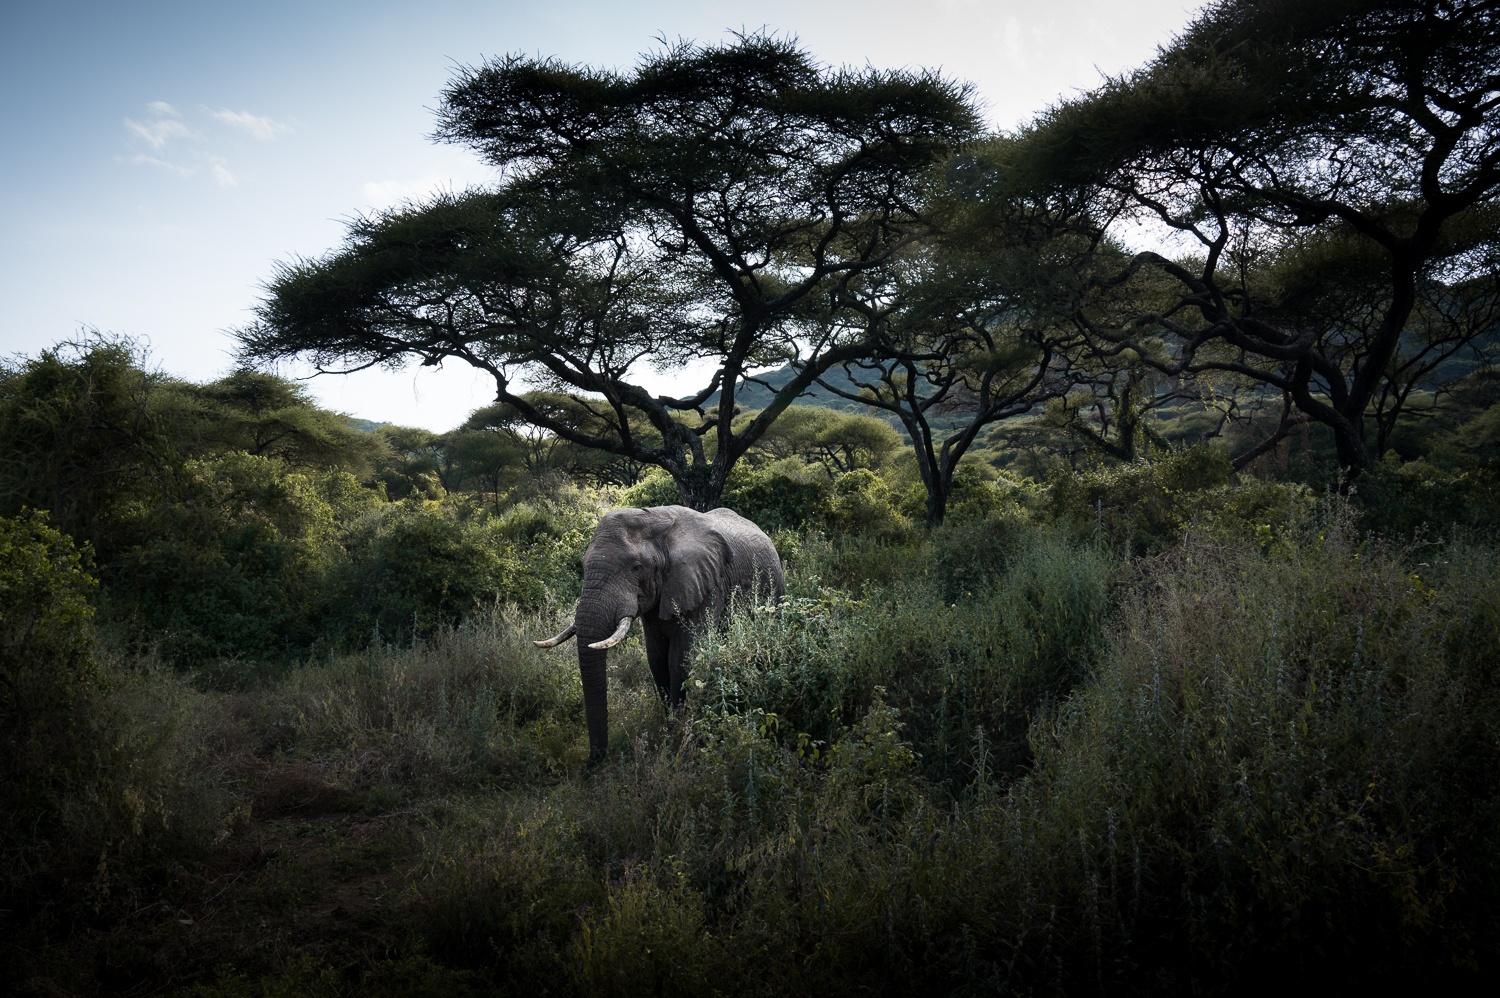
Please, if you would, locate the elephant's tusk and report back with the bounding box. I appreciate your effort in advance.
[534,622,577,648]
[588,617,633,650]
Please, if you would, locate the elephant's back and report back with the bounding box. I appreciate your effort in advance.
[705,508,785,600]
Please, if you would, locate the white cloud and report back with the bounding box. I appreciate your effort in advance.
[146,101,180,117]
[211,109,291,140]
[125,115,191,150]
[361,176,452,207]
[209,157,237,188]
[124,153,194,177]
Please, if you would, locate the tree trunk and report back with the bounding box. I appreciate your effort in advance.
[924,475,950,527]
[672,461,724,512]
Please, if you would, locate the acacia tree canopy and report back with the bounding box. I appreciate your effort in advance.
[991,0,1500,474]
[239,34,980,509]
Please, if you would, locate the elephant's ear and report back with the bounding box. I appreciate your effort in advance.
[660,521,732,621]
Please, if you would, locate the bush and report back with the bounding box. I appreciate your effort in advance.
[987,525,1500,985]
[1354,454,1500,538]
[241,604,592,786]
[106,453,382,665]
[818,468,908,538]
[620,466,829,532]
[691,522,1111,788]
[569,869,719,996]
[321,497,591,650]
[1048,445,1235,553]
[1,512,233,951]
[0,511,101,852]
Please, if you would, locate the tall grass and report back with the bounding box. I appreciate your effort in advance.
[403,514,1499,992]
[11,500,1499,993]
[693,519,1111,787]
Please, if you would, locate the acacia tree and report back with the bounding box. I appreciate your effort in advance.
[238,35,978,510]
[461,393,662,487]
[740,405,902,476]
[991,0,1500,475]
[805,211,1082,523]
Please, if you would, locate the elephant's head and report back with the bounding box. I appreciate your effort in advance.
[534,505,733,762]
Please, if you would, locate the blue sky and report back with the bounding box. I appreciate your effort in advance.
[1,0,1197,430]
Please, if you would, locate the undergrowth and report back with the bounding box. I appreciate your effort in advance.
[5,492,1498,994]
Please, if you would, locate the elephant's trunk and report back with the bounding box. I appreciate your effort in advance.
[578,641,609,765]
[575,590,631,765]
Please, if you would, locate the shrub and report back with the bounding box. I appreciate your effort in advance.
[1,512,233,952]
[620,466,829,532]
[105,454,381,665]
[1354,454,1500,538]
[243,604,590,787]
[691,523,1111,788]
[822,468,910,538]
[616,467,682,508]
[569,869,719,996]
[321,497,592,650]
[986,526,1500,985]
[0,511,101,851]
[1048,445,1235,553]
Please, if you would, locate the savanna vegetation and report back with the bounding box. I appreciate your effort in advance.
[6,0,1500,993]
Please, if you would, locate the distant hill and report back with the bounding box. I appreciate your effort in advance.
[706,365,874,412]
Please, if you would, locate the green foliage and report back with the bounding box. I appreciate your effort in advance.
[0,511,100,846]
[997,524,1500,982]
[107,453,383,665]
[1354,454,1500,538]
[692,521,1110,786]
[0,337,179,554]
[616,467,681,508]
[1048,444,1236,553]
[822,468,910,539]
[322,496,592,650]
[620,465,829,532]
[569,869,718,997]
[722,466,829,532]
[12,480,1500,993]
[241,604,588,784]
[822,690,922,813]
[168,369,386,477]
[0,513,234,941]
[742,405,902,476]
[404,513,1499,992]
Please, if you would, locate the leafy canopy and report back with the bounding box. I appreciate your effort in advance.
[241,33,981,509]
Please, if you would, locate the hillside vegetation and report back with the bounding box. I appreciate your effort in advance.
[3,338,1499,995]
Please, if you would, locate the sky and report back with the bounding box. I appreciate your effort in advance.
[0,0,1199,431]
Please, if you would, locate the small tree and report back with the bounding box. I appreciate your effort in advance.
[741,405,901,476]
[239,35,980,510]
[808,223,1079,523]
[173,369,384,476]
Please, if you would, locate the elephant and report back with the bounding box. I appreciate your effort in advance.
[534,505,785,764]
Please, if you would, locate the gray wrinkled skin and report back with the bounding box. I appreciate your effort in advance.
[557,505,785,764]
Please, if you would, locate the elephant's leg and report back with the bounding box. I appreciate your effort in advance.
[665,622,693,709]
[642,616,671,705]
